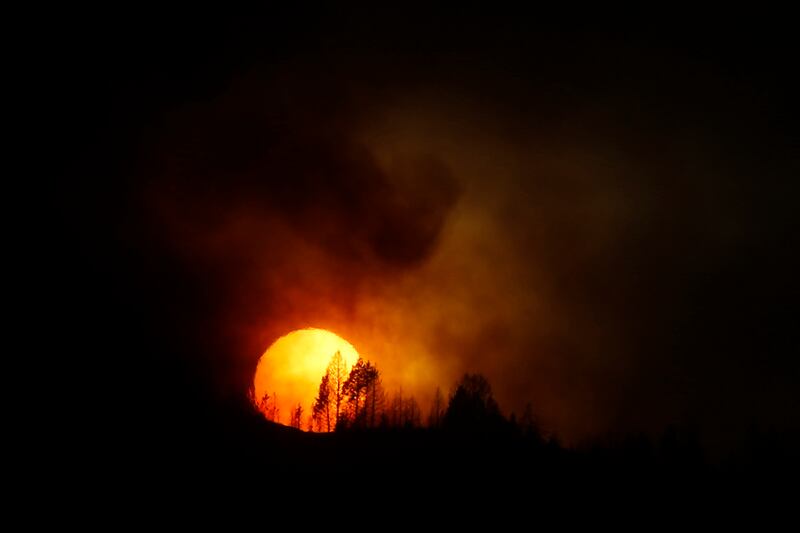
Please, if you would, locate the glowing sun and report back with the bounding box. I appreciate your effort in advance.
[252,328,360,427]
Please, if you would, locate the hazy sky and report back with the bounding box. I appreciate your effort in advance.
[49,10,799,455]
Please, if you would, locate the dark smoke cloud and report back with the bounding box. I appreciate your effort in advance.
[138,73,462,398]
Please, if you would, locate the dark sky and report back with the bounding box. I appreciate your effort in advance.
[43,8,799,458]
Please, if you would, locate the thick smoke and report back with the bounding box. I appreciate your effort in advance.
[135,37,798,454]
[141,73,461,404]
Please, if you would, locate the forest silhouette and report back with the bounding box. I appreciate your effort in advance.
[241,351,797,490]
[253,352,508,433]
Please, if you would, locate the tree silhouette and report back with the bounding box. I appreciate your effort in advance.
[402,396,421,428]
[327,351,348,427]
[312,372,332,432]
[290,403,303,429]
[385,387,421,428]
[258,392,269,415]
[443,373,503,431]
[255,391,280,422]
[389,388,404,428]
[365,369,385,428]
[343,357,380,428]
[427,387,445,428]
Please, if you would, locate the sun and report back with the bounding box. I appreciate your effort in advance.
[252,328,360,427]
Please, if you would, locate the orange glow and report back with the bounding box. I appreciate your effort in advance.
[253,328,360,427]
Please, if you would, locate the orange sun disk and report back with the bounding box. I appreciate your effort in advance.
[252,328,360,428]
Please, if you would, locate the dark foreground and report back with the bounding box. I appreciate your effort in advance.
[85,399,796,500]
